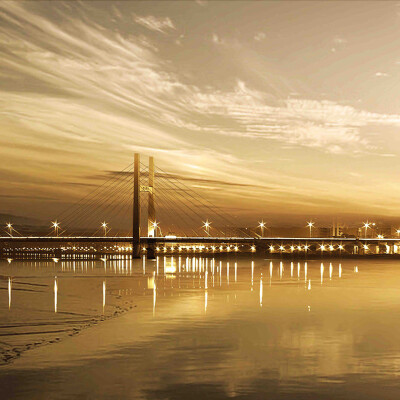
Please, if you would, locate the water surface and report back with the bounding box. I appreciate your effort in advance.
[1,256,400,399]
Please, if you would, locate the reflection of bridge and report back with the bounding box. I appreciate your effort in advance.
[2,153,400,259]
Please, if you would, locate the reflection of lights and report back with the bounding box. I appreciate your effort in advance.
[259,274,263,307]
[102,280,106,313]
[251,245,256,252]
[339,263,342,278]
[153,272,156,316]
[304,262,308,282]
[7,258,12,264]
[354,266,359,273]
[54,276,58,313]
[308,280,311,291]
[8,277,11,310]
[164,258,177,274]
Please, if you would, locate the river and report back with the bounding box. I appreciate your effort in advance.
[1,255,400,399]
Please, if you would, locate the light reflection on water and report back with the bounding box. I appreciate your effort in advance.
[2,256,400,398]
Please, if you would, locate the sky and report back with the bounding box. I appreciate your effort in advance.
[2,1,400,228]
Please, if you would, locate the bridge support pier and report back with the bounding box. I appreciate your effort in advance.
[147,245,156,260]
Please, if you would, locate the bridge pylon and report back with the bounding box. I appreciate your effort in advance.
[147,156,156,237]
[132,153,156,259]
[132,153,141,258]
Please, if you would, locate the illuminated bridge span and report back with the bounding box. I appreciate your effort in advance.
[2,153,400,260]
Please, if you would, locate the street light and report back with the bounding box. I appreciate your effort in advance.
[362,222,371,238]
[307,221,314,238]
[51,221,60,236]
[152,221,159,236]
[203,220,211,236]
[258,221,266,237]
[6,222,13,236]
[101,222,108,237]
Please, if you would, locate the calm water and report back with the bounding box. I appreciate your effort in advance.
[1,255,400,399]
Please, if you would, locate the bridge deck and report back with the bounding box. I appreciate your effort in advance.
[0,236,399,244]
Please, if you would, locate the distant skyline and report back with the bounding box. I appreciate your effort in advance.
[2,1,400,226]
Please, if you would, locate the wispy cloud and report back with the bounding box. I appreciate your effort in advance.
[212,33,225,45]
[2,1,400,220]
[133,14,175,33]
[2,1,400,161]
[254,32,266,41]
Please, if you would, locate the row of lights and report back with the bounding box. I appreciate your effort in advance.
[5,220,400,239]
[270,244,345,252]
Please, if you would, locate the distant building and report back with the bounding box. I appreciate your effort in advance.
[332,222,343,237]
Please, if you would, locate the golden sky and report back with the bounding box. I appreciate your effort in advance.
[1,1,400,226]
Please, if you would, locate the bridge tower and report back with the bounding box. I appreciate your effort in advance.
[147,156,156,237]
[132,153,141,258]
[132,153,156,259]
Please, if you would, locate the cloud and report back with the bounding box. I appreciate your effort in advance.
[2,0,400,162]
[254,32,266,41]
[332,35,347,45]
[331,35,347,52]
[2,0,400,223]
[133,14,175,33]
[212,33,225,45]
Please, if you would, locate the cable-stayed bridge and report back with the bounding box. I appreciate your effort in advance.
[2,153,400,260]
